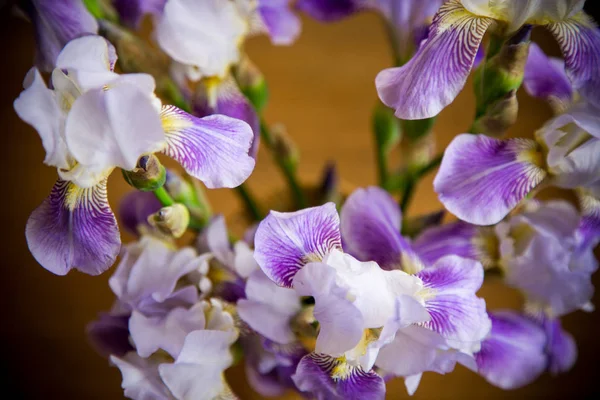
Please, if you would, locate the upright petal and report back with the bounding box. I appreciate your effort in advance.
[376,1,493,119]
[111,352,172,400]
[258,0,301,45]
[292,353,386,400]
[113,0,167,28]
[475,311,547,390]
[417,256,491,352]
[13,68,70,170]
[160,105,255,189]
[523,43,573,110]
[547,13,600,108]
[295,0,365,22]
[412,221,480,265]
[23,0,98,71]
[158,330,236,400]
[254,203,342,287]
[434,134,547,225]
[341,187,416,271]
[25,179,120,276]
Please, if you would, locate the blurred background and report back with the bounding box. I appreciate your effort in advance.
[1,2,599,399]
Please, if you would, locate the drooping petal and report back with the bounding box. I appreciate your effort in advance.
[434,134,547,225]
[193,77,260,159]
[65,82,166,185]
[295,0,365,22]
[412,221,480,265]
[111,352,172,400]
[13,68,70,170]
[113,0,167,28]
[524,42,573,109]
[340,186,416,271]
[155,0,246,78]
[293,262,364,355]
[55,35,119,90]
[26,179,120,276]
[257,0,301,45]
[22,0,99,71]
[475,311,547,390]
[237,269,301,344]
[254,203,342,287]
[129,303,206,358]
[158,330,236,400]
[87,312,133,358]
[160,105,255,189]
[292,353,386,400]
[376,0,493,119]
[119,190,162,236]
[543,316,577,375]
[417,256,491,353]
[547,13,600,108]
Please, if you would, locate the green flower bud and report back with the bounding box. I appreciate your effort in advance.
[148,203,190,238]
[235,57,268,112]
[122,155,166,192]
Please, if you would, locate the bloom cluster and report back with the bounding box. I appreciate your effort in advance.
[12,0,600,399]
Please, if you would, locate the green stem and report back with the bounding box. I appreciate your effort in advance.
[260,119,308,209]
[376,147,390,189]
[236,184,263,221]
[399,153,443,212]
[153,186,175,207]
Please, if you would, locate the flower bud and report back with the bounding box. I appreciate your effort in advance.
[122,155,166,192]
[164,170,211,224]
[271,124,299,171]
[148,203,190,238]
[234,56,268,112]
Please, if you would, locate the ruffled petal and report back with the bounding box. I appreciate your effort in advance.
[160,105,255,189]
[376,0,493,119]
[24,0,98,71]
[258,0,301,45]
[547,13,600,108]
[295,0,364,22]
[13,68,70,170]
[111,352,172,400]
[475,311,547,390]
[254,203,342,288]
[292,353,386,400]
[340,187,416,271]
[417,256,491,352]
[434,134,547,225]
[25,179,120,276]
[524,42,573,109]
[158,330,236,400]
[412,221,480,265]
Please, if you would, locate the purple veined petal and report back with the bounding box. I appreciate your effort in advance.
[87,312,133,358]
[129,303,207,359]
[523,42,573,109]
[160,105,255,189]
[194,76,260,159]
[258,0,302,45]
[237,269,301,344]
[158,330,236,400]
[113,0,168,28]
[292,353,386,400]
[340,186,417,271]
[542,316,577,375]
[417,255,491,353]
[547,13,600,109]
[22,0,99,72]
[254,203,342,288]
[412,221,480,265]
[25,178,120,276]
[475,310,547,390]
[293,262,364,355]
[295,0,365,22]
[376,1,493,120]
[111,352,172,400]
[119,190,162,236]
[434,134,547,225]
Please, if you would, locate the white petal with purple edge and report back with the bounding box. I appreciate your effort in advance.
[26,179,120,276]
[376,1,493,119]
[160,105,255,189]
[475,311,547,389]
[341,186,416,271]
[254,203,342,287]
[292,353,386,400]
[158,330,236,400]
[434,134,547,225]
[111,352,172,400]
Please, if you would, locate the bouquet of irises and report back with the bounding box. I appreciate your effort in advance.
[13,0,600,399]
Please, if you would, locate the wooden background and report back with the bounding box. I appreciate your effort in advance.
[1,5,599,399]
